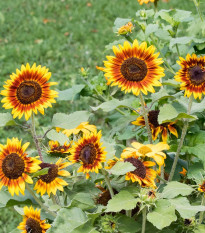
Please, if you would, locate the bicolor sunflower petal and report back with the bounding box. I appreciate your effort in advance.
[198,181,205,193]
[48,140,71,156]
[138,0,155,5]
[1,63,58,120]
[97,39,164,96]
[69,131,106,176]
[34,158,70,196]
[0,138,41,196]
[175,54,205,100]
[18,206,50,233]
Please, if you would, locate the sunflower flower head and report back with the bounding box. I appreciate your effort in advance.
[97,40,164,96]
[69,131,106,177]
[198,181,205,193]
[18,206,50,233]
[48,140,71,157]
[34,158,71,196]
[138,0,155,5]
[175,54,205,99]
[121,141,169,166]
[117,22,134,35]
[0,138,41,196]
[1,63,58,120]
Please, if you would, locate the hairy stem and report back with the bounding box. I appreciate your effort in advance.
[26,183,57,217]
[101,168,115,198]
[139,92,153,144]
[199,194,205,224]
[31,113,43,161]
[168,96,193,181]
[141,207,147,233]
[193,0,204,22]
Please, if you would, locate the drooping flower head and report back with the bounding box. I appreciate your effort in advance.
[122,141,169,167]
[34,158,71,196]
[69,131,106,178]
[97,40,164,96]
[0,138,41,196]
[175,54,205,99]
[18,206,50,233]
[48,140,71,157]
[138,0,155,4]
[1,63,58,120]
[132,110,178,142]
[198,181,205,193]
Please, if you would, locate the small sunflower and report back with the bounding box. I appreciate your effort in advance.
[18,206,50,233]
[198,181,205,193]
[118,22,134,35]
[48,140,71,157]
[132,110,178,142]
[0,138,41,196]
[138,0,155,4]
[175,54,205,99]
[121,142,169,166]
[34,158,70,196]
[97,40,164,96]
[1,63,58,120]
[56,122,97,137]
[69,131,106,177]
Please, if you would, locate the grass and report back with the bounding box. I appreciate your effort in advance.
[0,0,198,232]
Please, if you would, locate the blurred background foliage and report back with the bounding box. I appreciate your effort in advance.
[0,0,200,232]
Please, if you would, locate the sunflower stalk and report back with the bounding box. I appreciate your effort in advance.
[141,207,147,233]
[101,168,115,198]
[31,113,43,161]
[139,92,153,144]
[126,209,132,217]
[199,194,205,224]
[26,183,57,218]
[168,96,193,182]
[192,0,204,22]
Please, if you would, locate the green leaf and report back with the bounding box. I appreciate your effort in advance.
[156,10,174,25]
[91,98,134,112]
[151,89,173,102]
[105,39,126,50]
[173,10,192,22]
[147,199,177,230]
[32,168,49,178]
[145,24,158,36]
[170,197,205,219]
[52,111,90,129]
[0,113,13,127]
[158,104,178,124]
[191,98,205,114]
[69,192,95,210]
[109,161,135,176]
[194,225,205,233]
[161,181,194,199]
[102,139,116,161]
[170,37,193,49]
[47,208,88,233]
[58,85,85,101]
[106,190,138,212]
[187,162,205,181]
[46,130,68,144]
[117,214,141,233]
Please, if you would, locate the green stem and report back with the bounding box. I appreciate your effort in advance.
[199,194,205,224]
[141,207,147,233]
[176,44,180,58]
[125,35,133,43]
[101,168,114,198]
[26,183,57,217]
[126,210,132,217]
[168,96,193,182]
[31,113,43,161]
[157,174,168,184]
[160,165,165,184]
[193,0,204,22]
[139,92,153,144]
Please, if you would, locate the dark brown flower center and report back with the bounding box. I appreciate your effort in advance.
[80,144,97,165]
[17,81,42,104]
[121,57,148,82]
[39,163,58,183]
[188,66,205,85]
[26,218,42,233]
[124,157,146,179]
[148,110,160,127]
[2,153,25,179]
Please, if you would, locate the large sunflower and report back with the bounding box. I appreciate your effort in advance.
[34,158,70,196]
[18,206,50,233]
[0,138,41,196]
[132,110,178,142]
[121,141,169,166]
[97,40,164,96]
[48,140,71,157]
[138,0,155,5]
[69,131,106,177]
[175,54,205,99]
[1,63,58,120]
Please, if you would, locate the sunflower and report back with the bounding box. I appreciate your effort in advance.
[48,140,71,157]
[97,40,164,96]
[69,131,106,177]
[56,122,97,137]
[1,63,58,120]
[175,54,205,99]
[198,181,205,193]
[0,138,41,196]
[18,206,50,233]
[121,141,169,166]
[132,110,178,142]
[138,0,155,4]
[118,22,134,35]
[34,158,70,196]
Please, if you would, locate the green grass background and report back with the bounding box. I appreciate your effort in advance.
[0,0,198,232]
